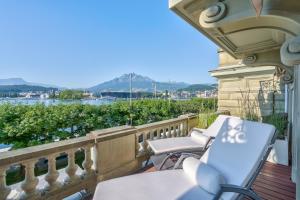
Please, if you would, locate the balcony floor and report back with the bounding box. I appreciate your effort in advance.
[142,162,296,200]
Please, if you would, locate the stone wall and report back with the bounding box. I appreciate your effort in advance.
[211,50,285,118]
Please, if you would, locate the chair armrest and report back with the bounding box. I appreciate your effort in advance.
[188,128,207,136]
[213,184,262,200]
[158,152,202,170]
[196,128,207,133]
[205,136,215,146]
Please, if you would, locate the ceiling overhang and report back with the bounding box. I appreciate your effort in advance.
[169,0,300,62]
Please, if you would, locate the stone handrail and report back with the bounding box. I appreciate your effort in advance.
[0,114,198,200]
[136,117,186,157]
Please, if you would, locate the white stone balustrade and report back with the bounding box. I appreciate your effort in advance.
[0,114,198,200]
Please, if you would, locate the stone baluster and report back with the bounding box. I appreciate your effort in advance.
[183,121,188,136]
[180,122,184,136]
[21,160,39,199]
[82,145,94,177]
[142,133,148,153]
[135,133,142,155]
[149,130,154,140]
[172,125,177,137]
[177,124,181,137]
[162,127,167,138]
[45,154,60,192]
[0,166,10,200]
[167,125,171,138]
[156,129,161,139]
[65,149,79,184]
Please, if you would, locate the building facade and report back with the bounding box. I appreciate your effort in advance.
[211,50,286,118]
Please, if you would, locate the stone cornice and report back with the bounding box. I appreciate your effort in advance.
[210,65,276,78]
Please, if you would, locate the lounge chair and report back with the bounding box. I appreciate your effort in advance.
[148,115,238,170]
[93,116,276,200]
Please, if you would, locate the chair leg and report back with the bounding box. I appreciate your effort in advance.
[144,158,150,167]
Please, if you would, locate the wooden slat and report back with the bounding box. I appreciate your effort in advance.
[252,162,296,200]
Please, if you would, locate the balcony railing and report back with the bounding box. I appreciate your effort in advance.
[0,114,198,200]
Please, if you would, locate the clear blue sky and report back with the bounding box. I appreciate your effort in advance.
[0,0,218,88]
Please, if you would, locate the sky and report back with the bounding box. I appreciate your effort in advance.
[0,0,218,88]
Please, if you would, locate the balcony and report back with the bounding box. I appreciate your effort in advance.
[0,114,198,200]
[0,113,296,200]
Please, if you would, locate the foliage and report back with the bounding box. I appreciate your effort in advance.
[238,89,259,121]
[57,90,84,100]
[262,113,288,139]
[177,84,217,92]
[0,98,217,149]
[198,112,218,129]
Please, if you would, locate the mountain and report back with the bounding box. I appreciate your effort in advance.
[0,78,61,88]
[178,84,217,92]
[88,73,189,92]
[0,85,58,93]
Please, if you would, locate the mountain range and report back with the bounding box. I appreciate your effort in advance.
[0,78,61,88]
[178,83,217,92]
[0,74,216,93]
[88,73,189,92]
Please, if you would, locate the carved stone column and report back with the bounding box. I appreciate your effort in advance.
[82,145,94,177]
[45,154,60,192]
[21,160,39,199]
[280,36,300,200]
[64,149,79,184]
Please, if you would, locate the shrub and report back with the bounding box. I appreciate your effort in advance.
[198,112,218,129]
[262,113,288,139]
[0,98,217,149]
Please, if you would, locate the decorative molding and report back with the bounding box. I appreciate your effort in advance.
[280,36,300,66]
[276,66,294,84]
[210,65,276,78]
[243,54,257,65]
[235,39,281,55]
[199,2,226,24]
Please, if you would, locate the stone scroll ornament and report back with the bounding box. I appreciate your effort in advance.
[250,0,263,17]
[281,37,300,66]
[199,2,226,25]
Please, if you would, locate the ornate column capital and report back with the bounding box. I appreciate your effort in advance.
[281,36,300,67]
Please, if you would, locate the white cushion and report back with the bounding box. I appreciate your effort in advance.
[200,117,276,200]
[183,157,226,195]
[203,115,240,137]
[148,115,237,155]
[93,170,214,200]
[190,130,210,146]
[148,137,206,155]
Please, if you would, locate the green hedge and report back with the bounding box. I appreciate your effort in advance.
[0,98,217,149]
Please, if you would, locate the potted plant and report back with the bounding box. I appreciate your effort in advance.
[263,113,289,166]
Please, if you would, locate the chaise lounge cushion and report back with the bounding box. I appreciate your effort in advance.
[190,130,210,146]
[93,170,214,200]
[183,157,226,195]
[199,117,275,200]
[148,134,208,155]
[148,115,238,155]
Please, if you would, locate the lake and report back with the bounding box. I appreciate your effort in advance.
[0,98,115,106]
